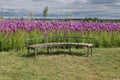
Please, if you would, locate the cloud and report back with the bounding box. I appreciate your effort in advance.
[0,0,120,19]
[90,0,117,4]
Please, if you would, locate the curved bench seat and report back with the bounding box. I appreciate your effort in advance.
[28,42,93,49]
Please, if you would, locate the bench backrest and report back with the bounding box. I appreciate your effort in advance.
[26,36,94,47]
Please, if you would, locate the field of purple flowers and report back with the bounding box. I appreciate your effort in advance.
[0,20,120,51]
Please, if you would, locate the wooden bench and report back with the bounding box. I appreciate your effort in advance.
[26,36,94,57]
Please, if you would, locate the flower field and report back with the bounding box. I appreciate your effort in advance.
[0,20,120,51]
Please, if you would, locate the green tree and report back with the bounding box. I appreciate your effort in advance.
[43,6,48,17]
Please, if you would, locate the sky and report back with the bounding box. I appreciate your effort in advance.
[0,0,120,19]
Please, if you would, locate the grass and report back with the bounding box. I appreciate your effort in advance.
[0,48,120,80]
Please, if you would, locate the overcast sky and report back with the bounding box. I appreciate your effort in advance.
[0,0,120,19]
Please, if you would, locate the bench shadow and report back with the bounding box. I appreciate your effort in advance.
[22,51,88,58]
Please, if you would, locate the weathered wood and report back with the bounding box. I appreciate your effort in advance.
[28,42,93,49]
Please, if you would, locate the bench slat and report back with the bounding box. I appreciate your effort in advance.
[27,42,93,48]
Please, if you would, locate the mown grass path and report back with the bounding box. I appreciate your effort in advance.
[0,48,120,80]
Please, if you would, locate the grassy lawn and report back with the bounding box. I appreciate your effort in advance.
[0,48,120,80]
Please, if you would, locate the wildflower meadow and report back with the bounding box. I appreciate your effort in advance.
[0,20,120,51]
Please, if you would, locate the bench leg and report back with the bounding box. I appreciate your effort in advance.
[28,47,30,57]
[90,47,92,55]
[34,48,37,58]
[87,47,90,57]
[69,46,71,55]
[87,47,93,56]
[49,46,52,55]
[47,47,49,54]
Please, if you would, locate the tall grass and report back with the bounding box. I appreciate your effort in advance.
[0,30,120,51]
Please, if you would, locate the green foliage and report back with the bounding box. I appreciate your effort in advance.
[0,29,120,51]
[84,17,104,22]
[43,6,48,17]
